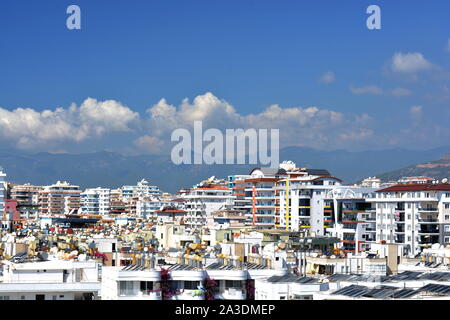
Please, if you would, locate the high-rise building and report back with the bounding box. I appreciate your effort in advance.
[10,183,42,221]
[0,168,6,214]
[324,187,377,253]
[181,184,234,229]
[81,188,111,215]
[121,179,162,202]
[369,183,450,257]
[39,181,81,216]
[278,172,341,234]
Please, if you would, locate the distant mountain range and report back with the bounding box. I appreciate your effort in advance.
[1,145,450,193]
[377,153,450,182]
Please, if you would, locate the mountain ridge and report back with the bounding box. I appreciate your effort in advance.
[1,145,450,193]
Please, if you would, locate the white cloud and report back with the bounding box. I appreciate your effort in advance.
[320,71,336,84]
[349,85,383,95]
[143,92,373,150]
[133,135,164,154]
[391,52,433,73]
[5,92,447,154]
[78,98,138,135]
[0,98,138,150]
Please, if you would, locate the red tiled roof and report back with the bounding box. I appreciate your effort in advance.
[156,209,187,213]
[376,183,450,192]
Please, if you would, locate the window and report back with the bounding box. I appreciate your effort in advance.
[445,237,450,244]
[21,296,25,300]
[445,225,450,232]
[52,295,57,300]
[225,280,242,288]
[119,281,134,295]
[184,281,200,290]
[140,281,153,293]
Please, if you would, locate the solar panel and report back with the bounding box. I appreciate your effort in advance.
[333,285,369,297]
[393,289,417,299]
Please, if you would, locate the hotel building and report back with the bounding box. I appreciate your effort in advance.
[369,183,450,257]
[80,187,111,216]
[39,181,81,216]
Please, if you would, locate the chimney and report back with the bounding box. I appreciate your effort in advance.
[386,243,399,275]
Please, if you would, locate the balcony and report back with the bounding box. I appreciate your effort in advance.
[395,227,405,233]
[118,289,162,300]
[418,218,439,224]
[220,288,246,300]
[418,226,439,234]
[418,208,439,213]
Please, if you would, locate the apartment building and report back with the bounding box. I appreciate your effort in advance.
[0,258,101,300]
[9,183,42,220]
[233,166,289,228]
[324,187,377,253]
[39,181,81,216]
[0,168,6,214]
[277,172,342,234]
[369,183,450,257]
[181,185,234,229]
[101,260,286,300]
[136,197,164,220]
[121,179,161,202]
[81,187,110,215]
[110,188,126,215]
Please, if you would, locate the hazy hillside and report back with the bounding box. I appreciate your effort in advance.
[378,154,450,182]
[1,146,450,193]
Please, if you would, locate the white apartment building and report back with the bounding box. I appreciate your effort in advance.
[0,168,6,214]
[39,181,81,216]
[325,187,377,253]
[81,187,111,215]
[369,184,450,257]
[278,174,342,234]
[121,179,161,202]
[136,197,164,220]
[101,262,286,300]
[0,258,101,300]
[181,186,234,229]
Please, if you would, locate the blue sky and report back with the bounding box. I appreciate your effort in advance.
[0,0,449,154]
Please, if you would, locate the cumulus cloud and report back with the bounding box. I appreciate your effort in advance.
[143,92,373,150]
[3,92,447,154]
[0,98,138,150]
[320,71,336,84]
[391,52,433,73]
[133,135,164,154]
